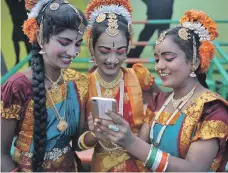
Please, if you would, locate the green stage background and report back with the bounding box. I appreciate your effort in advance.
[1,0,228,72]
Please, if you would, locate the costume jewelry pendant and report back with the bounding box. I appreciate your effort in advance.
[57,119,68,132]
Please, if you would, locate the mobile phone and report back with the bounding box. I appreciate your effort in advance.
[90,97,117,121]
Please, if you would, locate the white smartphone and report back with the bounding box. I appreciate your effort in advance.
[90,97,117,121]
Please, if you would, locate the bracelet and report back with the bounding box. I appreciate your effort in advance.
[78,131,96,150]
[144,144,153,166]
[144,145,170,172]
[10,167,19,172]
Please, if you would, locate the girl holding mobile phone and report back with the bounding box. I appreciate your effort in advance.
[77,0,159,172]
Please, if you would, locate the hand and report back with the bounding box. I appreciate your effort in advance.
[94,109,134,147]
[89,112,109,140]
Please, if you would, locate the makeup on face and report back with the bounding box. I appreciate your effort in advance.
[43,29,83,68]
[98,46,127,55]
[56,37,83,47]
[154,51,178,63]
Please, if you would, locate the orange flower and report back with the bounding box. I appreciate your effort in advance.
[179,10,218,72]
[85,0,132,20]
[25,0,38,10]
[23,18,39,43]
[199,41,215,73]
[180,9,219,41]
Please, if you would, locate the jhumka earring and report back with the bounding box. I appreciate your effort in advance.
[39,47,45,54]
[189,71,197,78]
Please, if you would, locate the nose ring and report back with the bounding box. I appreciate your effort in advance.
[107,58,111,63]
[115,59,120,64]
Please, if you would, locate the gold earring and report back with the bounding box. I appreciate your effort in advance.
[189,71,196,78]
[39,48,45,54]
[189,66,197,78]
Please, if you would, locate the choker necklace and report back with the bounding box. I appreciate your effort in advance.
[172,83,199,109]
[45,70,63,92]
[94,70,123,97]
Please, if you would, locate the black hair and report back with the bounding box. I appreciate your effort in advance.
[30,1,87,171]
[164,26,208,88]
[91,13,130,50]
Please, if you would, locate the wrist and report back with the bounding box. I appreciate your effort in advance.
[125,134,137,151]
[78,131,97,150]
[85,131,97,143]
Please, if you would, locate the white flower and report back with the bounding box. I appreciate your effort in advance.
[182,21,211,41]
[88,5,131,27]
[28,0,51,19]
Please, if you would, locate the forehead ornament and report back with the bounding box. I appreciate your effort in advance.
[96,13,106,23]
[178,28,190,40]
[50,3,60,11]
[106,13,119,37]
[156,30,168,45]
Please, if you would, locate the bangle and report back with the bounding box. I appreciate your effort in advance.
[144,144,153,166]
[156,152,169,172]
[78,131,96,150]
[10,167,19,172]
[90,131,96,138]
[162,153,170,172]
[144,145,170,172]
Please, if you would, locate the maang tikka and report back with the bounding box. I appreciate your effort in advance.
[106,13,119,37]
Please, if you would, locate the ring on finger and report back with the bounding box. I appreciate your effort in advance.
[108,124,120,132]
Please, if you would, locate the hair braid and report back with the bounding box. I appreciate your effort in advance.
[31,43,47,172]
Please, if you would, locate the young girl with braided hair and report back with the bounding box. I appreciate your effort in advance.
[1,0,88,171]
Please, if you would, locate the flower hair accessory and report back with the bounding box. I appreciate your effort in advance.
[180,9,218,41]
[23,0,85,43]
[85,0,133,56]
[180,9,219,73]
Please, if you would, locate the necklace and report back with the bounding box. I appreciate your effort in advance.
[45,70,63,92]
[46,78,68,132]
[94,70,123,98]
[171,83,199,109]
[150,82,199,146]
[95,70,125,152]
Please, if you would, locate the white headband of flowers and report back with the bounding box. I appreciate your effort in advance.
[88,4,132,28]
[182,21,211,41]
[28,0,51,19]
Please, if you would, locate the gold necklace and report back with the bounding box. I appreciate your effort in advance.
[171,83,199,109]
[46,79,68,132]
[150,82,199,146]
[45,70,63,92]
[94,70,123,97]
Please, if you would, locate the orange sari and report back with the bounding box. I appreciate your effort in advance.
[87,64,154,172]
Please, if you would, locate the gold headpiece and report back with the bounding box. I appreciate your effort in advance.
[96,13,106,23]
[106,13,119,37]
[23,0,86,43]
[178,28,190,40]
[156,30,169,45]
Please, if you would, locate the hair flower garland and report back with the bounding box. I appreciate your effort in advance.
[23,18,39,43]
[180,9,219,73]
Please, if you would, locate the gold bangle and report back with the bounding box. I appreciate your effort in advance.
[80,131,96,150]
[90,131,96,138]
